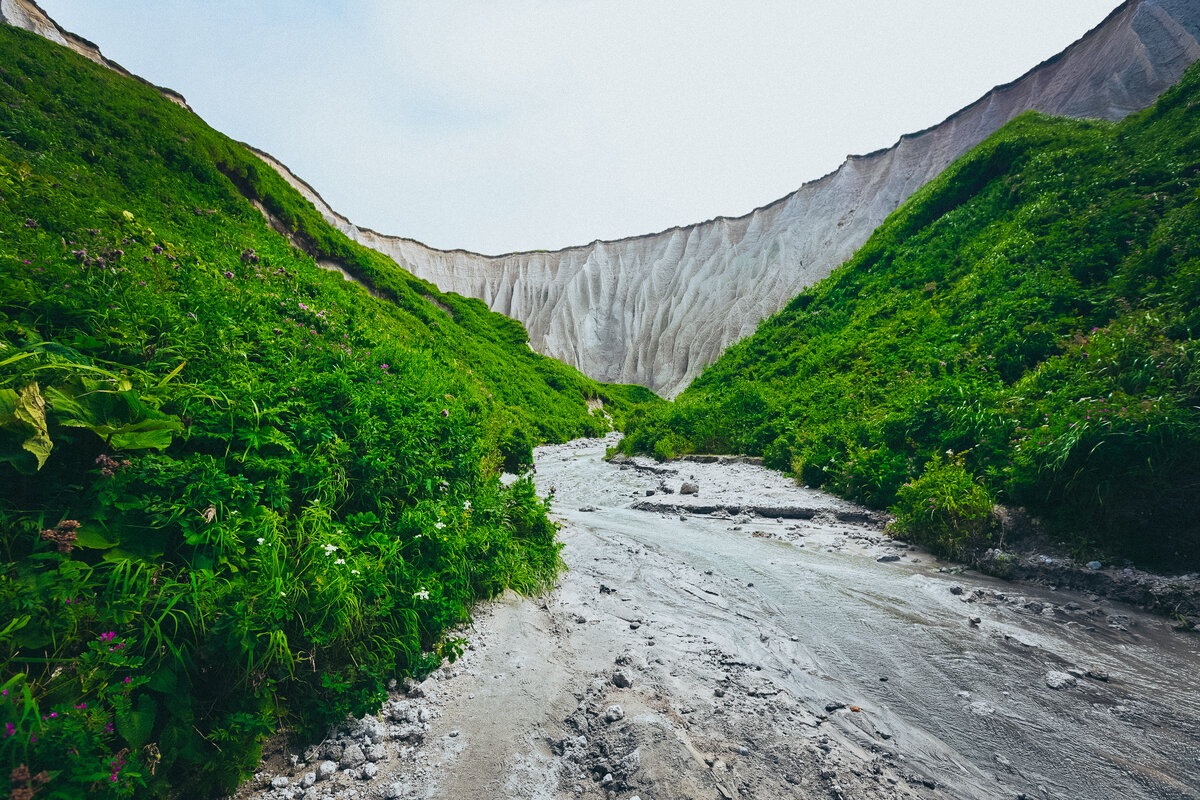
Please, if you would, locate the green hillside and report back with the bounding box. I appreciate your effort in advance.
[624,62,1200,568]
[0,25,655,798]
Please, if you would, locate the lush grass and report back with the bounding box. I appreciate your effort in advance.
[0,26,657,799]
[624,61,1200,566]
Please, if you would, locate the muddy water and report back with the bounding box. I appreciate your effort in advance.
[537,437,1200,800]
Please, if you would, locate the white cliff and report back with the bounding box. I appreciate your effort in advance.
[7,0,1200,396]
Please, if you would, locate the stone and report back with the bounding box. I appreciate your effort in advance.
[949,585,964,595]
[605,704,625,722]
[1086,668,1110,682]
[301,772,316,788]
[877,555,901,563]
[316,761,337,781]
[361,763,378,780]
[366,743,386,761]
[340,742,366,768]
[384,784,404,799]
[1087,560,1103,570]
[613,670,633,688]
[680,482,699,495]
[271,776,290,789]
[1045,670,1077,690]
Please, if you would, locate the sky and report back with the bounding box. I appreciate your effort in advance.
[37,1,1121,255]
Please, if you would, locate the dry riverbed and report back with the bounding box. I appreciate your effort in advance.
[232,435,1200,800]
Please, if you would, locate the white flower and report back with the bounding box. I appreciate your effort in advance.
[256,537,265,545]
[413,588,430,600]
[334,557,346,565]
[279,591,286,597]
[337,529,344,534]
[322,543,337,555]
[351,569,360,575]
[463,501,471,510]
[434,522,445,530]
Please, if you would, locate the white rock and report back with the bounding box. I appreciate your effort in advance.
[301,772,316,788]
[316,761,337,781]
[271,776,290,788]
[605,704,624,722]
[1046,671,1077,690]
[362,762,379,779]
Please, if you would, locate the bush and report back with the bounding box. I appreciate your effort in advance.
[892,452,994,558]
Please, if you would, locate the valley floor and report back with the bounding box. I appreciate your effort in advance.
[232,435,1200,800]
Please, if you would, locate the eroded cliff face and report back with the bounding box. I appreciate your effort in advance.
[252,0,1200,397]
[8,0,1200,396]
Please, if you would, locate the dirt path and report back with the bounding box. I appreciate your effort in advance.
[233,435,1200,800]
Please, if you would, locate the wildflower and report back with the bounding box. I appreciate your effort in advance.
[434,522,445,530]
[152,244,163,254]
[414,587,430,600]
[256,537,265,545]
[99,631,116,642]
[322,543,337,555]
[3,723,14,737]
[335,558,346,565]
[279,591,286,597]
[123,677,131,683]
[464,500,471,510]
[41,519,81,553]
[351,569,360,575]
[223,271,234,279]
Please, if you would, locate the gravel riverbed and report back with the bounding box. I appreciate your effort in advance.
[231,434,1200,800]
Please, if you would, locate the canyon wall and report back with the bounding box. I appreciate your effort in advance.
[7,0,1200,396]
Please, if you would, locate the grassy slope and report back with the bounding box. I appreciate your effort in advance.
[624,62,1200,567]
[0,26,656,799]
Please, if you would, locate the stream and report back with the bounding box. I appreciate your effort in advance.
[529,436,1200,800]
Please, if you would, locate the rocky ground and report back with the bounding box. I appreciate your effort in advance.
[230,435,1200,800]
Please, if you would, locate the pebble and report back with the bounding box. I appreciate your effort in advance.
[613,670,633,688]
[1045,670,1077,690]
[605,704,625,722]
[340,742,366,768]
[877,555,901,563]
[271,777,290,789]
[316,761,337,780]
[361,762,378,779]
[1086,561,1102,570]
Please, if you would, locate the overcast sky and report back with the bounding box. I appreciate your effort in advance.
[38,1,1120,255]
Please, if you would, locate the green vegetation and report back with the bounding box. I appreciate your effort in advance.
[624,61,1200,566]
[0,26,657,798]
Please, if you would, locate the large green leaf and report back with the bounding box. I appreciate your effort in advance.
[117,693,158,749]
[0,383,53,470]
[73,525,117,550]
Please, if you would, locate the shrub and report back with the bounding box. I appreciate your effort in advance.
[892,452,994,558]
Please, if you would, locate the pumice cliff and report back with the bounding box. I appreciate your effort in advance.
[247,0,1200,397]
[8,0,1200,396]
